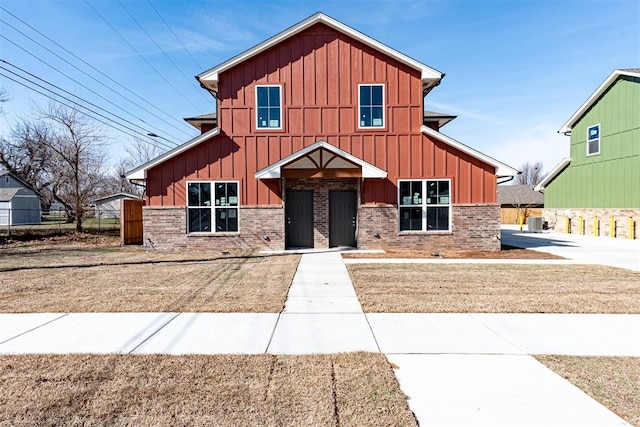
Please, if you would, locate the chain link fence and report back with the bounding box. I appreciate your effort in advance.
[0,207,121,236]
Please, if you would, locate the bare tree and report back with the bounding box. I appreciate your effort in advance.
[0,87,9,114]
[516,161,546,186]
[37,103,108,231]
[103,137,162,197]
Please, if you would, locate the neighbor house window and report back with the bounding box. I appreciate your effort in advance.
[187,181,239,233]
[399,179,451,231]
[359,84,384,128]
[256,85,282,129]
[587,124,600,155]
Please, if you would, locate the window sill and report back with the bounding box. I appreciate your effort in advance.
[398,230,453,236]
[187,232,240,237]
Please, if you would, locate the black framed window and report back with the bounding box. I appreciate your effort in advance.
[256,85,282,129]
[187,181,239,233]
[399,179,451,231]
[359,84,384,128]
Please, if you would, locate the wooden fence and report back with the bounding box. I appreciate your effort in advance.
[500,207,542,224]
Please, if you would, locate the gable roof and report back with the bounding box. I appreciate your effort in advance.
[0,188,20,202]
[559,68,640,134]
[497,185,544,206]
[184,112,217,130]
[534,158,571,191]
[255,140,387,179]
[93,193,141,204]
[0,170,42,196]
[423,110,456,128]
[197,12,443,93]
[420,126,520,178]
[126,127,220,180]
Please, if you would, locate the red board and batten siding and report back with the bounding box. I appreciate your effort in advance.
[146,23,497,207]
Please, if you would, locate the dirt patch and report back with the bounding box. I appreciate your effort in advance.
[0,255,300,313]
[343,244,564,259]
[0,353,416,427]
[347,264,640,313]
[537,356,640,426]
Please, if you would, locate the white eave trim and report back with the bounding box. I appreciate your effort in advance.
[559,69,640,134]
[534,158,571,191]
[126,128,220,181]
[420,126,519,177]
[197,12,442,91]
[254,140,387,179]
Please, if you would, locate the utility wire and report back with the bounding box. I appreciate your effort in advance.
[146,0,204,70]
[0,11,195,138]
[117,0,209,103]
[0,72,174,153]
[1,60,178,149]
[84,0,201,111]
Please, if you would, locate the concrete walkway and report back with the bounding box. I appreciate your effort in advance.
[1,252,637,426]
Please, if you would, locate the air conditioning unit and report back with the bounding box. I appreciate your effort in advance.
[528,217,544,232]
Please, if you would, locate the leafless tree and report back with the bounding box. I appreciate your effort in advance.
[104,137,162,197]
[0,87,9,114]
[516,161,546,186]
[36,103,108,231]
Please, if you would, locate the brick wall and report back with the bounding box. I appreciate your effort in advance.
[358,203,501,251]
[543,208,639,239]
[143,206,284,251]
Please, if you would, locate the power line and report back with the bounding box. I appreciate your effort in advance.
[0,72,174,153]
[0,27,191,142]
[117,0,210,103]
[146,0,204,70]
[0,7,196,137]
[84,0,202,111]
[1,60,178,149]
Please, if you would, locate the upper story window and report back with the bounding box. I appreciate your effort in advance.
[256,85,282,129]
[359,84,384,128]
[187,181,239,233]
[587,124,600,156]
[398,179,451,232]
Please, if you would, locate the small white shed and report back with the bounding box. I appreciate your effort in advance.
[93,193,141,219]
[0,172,42,226]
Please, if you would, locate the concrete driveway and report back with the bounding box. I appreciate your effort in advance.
[501,225,640,271]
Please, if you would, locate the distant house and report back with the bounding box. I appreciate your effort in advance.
[93,193,141,219]
[0,171,41,226]
[536,69,639,238]
[497,185,544,224]
[127,12,518,251]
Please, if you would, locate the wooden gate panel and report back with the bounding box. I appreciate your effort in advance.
[121,199,144,245]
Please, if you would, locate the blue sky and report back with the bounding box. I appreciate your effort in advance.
[1,0,638,174]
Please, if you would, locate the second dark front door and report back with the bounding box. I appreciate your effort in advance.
[285,190,314,248]
[329,190,357,247]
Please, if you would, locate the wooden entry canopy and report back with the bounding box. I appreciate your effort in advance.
[255,141,387,180]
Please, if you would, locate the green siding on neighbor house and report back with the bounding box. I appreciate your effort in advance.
[545,75,640,208]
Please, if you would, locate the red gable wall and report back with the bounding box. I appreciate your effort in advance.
[146,23,497,207]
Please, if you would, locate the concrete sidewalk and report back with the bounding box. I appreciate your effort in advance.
[0,252,636,426]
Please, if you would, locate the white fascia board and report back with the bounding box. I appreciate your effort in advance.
[420,126,520,177]
[534,158,571,191]
[198,13,442,91]
[559,69,640,134]
[254,140,387,179]
[126,128,220,181]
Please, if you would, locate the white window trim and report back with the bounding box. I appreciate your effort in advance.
[358,83,385,129]
[255,85,283,130]
[397,179,452,232]
[186,180,240,234]
[586,123,601,156]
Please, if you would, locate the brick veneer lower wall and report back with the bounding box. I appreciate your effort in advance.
[143,202,501,251]
[358,203,501,251]
[143,206,284,251]
[543,208,639,239]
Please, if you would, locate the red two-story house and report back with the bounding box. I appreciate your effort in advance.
[127,12,518,251]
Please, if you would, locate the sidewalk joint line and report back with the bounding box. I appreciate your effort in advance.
[0,313,69,346]
[127,312,181,354]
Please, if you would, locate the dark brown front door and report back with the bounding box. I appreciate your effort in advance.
[329,190,357,247]
[285,190,314,248]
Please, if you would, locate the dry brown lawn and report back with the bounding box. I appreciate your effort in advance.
[537,356,640,426]
[347,263,640,313]
[0,353,416,427]
[0,253,300,313]
[343,244,564,260]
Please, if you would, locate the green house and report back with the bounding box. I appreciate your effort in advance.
[536,68,639,238]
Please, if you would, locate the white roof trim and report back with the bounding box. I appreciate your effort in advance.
[198,12,442,91]
[420,126,519,177]
[126,128,220,180]
[559,69,640,134]
[534,158,571,191]
[254,140,387,179]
